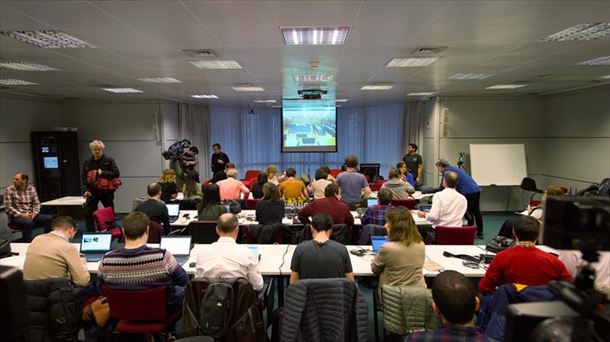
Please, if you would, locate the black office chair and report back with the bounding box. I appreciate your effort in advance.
[0,266,29,342]
[520,177,543,205]
[187,221,218,244]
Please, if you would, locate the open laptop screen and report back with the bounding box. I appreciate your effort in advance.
[166,203,180,217]
[160,236,192,255]
[371,236,389,253]
[80,233,112,252]
[367,198,377,207]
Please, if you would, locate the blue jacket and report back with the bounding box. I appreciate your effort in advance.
[439,165,480,195]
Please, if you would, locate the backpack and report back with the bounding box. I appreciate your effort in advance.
[200,282,234,339]
[162,139,191,160]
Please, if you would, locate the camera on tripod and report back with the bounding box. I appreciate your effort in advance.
[505,196,610,342]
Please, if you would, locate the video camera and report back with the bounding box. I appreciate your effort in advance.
[506,196,610,342]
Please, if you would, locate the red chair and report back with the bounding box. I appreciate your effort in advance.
[390,198,417,210]
[92,207,122,239]
[244,170,261,181]
[329,169,342,178]
[102,284,181,336]
[248,177,258,191]
[369,180,386,192]
[435,225,477,245]
[246,198,259,210]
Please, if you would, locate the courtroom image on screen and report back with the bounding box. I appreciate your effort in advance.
[281,105,337,152]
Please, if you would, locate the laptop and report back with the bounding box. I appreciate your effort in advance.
[367,198,377,207]
[371,236,389,253]
[247,245,260,262]
[80,233,113,262]
[160,236,192,265]
[166,203,180,223]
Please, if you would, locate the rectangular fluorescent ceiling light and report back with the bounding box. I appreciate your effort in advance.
[407,92,435,96]
[335,99,348,102]
[485,84,527,89]
[386,57,438,67]
[295,74,334,82]
[281,26,350,45]
[102,88,143,93]
[448,73,493,80]
[361,84,393,90]
[0,78,38,85]
[253,99,276,103]
[232,85,265,92]
[192,94,218,99]
[542,23,610,41]
[0,61,58,71]
[0,30,96,48]
[138,77,181,83]
[602,75,610,79]
[190,60,241,69]
[578,56,610,66]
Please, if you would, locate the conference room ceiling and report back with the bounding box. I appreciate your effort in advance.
[0,0,609,107]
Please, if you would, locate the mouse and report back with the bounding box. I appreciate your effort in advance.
[189,262,196,268]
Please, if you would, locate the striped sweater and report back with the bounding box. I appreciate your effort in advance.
[98,245,188,295]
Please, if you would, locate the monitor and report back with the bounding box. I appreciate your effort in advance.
[371,236,389,252]
[360,163,380,181]
[160,236,192,256]
[166,203,180,217]
[43,156,59,169]
[80,233,112,252]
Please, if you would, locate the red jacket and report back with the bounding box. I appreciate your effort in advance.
[298,197,354,226]
[478,246,572,294]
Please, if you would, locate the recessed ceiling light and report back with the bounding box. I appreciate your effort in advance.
[0,78,38,85]
[0,61,58,71]
[295,74,334,82]
[542,23,610,41]
[485,84,527,90]
[0,30,96,48]
[386,57,438,67]
[578,56,610,66]
[335,99,348,102]
[361,84,394,90]
[281,26,351,45]
[232,85,265,92]
[448,73,493,80]
[192,94,219,99]
[253,99,276,103]
[137,77,181,83]
[602,75,610,79]
[407,92,435,96]
[102,88,143,94]
[189,60,242,69]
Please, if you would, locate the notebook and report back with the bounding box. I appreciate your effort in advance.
[80,233,113,262]
[160,236,192,265]
[371,236,389,253]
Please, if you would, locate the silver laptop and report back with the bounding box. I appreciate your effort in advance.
[80,233,113,262]
[160,236,192,265]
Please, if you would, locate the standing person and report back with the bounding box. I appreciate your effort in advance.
[435,159,484,239]
[336,155,371,209]
[402,143,423,186]
[210,143,230,178]
[175,146,199,189]
[82,140,120,232]
[3,172,53,242]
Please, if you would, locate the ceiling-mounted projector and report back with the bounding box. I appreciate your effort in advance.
[298,89,327,100]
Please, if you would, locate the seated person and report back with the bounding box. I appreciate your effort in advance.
[136,182,170,234]
[407,270,488,342]
[320,165,336,183]
[298,184,354,226]
[290,213,354,284]
[559,250,610,295]
[195,213,264,291]
[381,167,415,199]
[3,172,52,242]
[279,168,308,203]
[198,183,226,221]
[336,155,371,209]
[159,169,178,203]
[182,170,203,200]
[251,172,267,199]
[23,216,90,286]
[211,162,236,183]
[416,171,467,227]
[308,167,332,199]
[362,188,393,225]
[98,212,188,313]
[397,161,416,188]
[255,183,285,225]
[266,164,281,185]
[478,216,572,294]
[217,168,250,201]
[371,207,425,289]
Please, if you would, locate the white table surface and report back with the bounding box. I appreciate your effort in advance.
[41,196,86,206]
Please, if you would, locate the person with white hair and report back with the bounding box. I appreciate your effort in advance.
[82,139,120,231]
[216,168,250,201]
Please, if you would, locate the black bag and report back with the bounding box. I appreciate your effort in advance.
[200,282,234,339]
[162,139,191,160]
[486,236,516,253]
[224,199,242,214]
[0,239,14,259]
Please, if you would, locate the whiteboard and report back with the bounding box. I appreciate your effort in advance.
[469,144,527,186]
